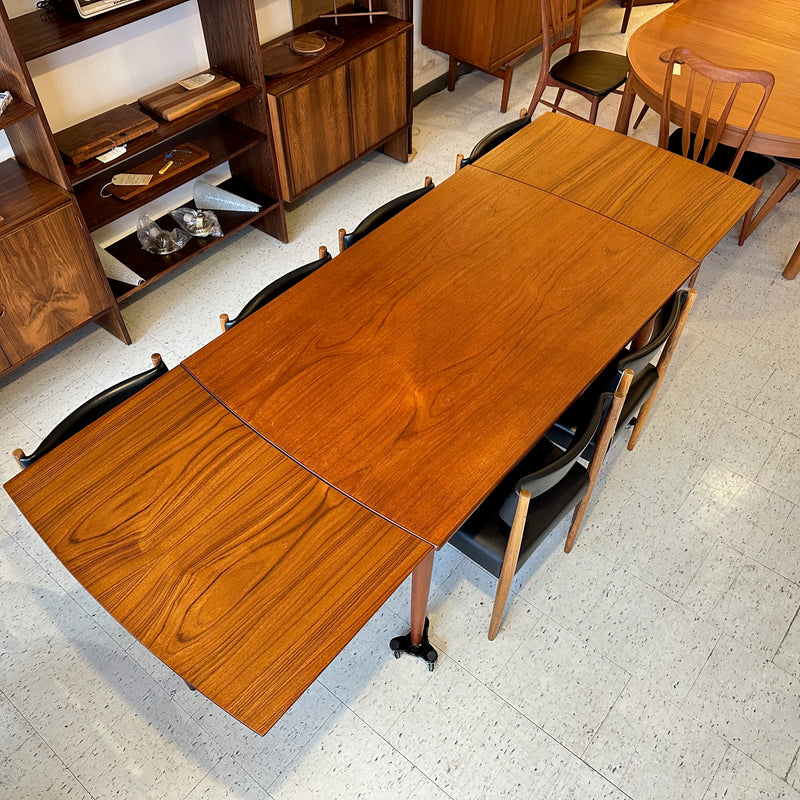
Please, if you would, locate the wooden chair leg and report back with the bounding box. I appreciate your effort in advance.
[740,169,797,243]
[528,70,550,116]
[588,96,600,124]
[687,266,700,288]
[632,102,649,129]
[783,239,800,280]
[488,489,530,640]
[620,0,633,33]
[738,176,763,245]
[447,55,458,92]
[338,227,346,254]
[553,87,565,113]
[219,313,229,333]
[564,369,633,553]
[627,288,697,451]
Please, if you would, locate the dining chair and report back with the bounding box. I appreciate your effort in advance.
[528,0,629,124]
[545,287,697,459]
[657,47,775,251]
[13,354,168,469]
[219,246,332,332]
[450,373,631,640]
[455,110,531,173]
[338,177,434,253]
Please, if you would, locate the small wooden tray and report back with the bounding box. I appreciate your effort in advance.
[108,143,208,200]
[54,105,158,165]
[139,70,242,122]
[261,31,344,78]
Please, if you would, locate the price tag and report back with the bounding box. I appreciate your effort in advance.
[111,173,152,186]
[672,63,682,76]
[96,145,127,163]
[179,73,216,91]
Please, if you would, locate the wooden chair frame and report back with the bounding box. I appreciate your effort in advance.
[659,47,774,176]
[455,108,529,173]
[488,370,633,639]
[740,158,800,278]
[528,0,626,124]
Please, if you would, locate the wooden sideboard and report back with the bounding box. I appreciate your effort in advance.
[422,0,607,112]
[263,13,412,204]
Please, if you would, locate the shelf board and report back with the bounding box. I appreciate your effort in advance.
[0,159,70,232]
[106,177,279,302]
[65,84,262,186]
[76,116,265,231]
[11,0,189,61]
[0,98,39,131]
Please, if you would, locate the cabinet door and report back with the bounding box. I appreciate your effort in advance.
[275,66,353,200]
[0,205,110,364]
[349,33,408,158]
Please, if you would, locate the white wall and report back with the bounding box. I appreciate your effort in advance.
[0,0,446,240]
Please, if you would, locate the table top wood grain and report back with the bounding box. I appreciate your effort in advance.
[625,0,800,157]
[184,164,699,547]
[475,114,761,262]
[3,368,431,735]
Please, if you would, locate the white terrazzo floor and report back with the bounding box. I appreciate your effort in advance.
[2,2,800,798]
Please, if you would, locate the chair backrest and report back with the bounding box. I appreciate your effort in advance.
[540,0,584,64]
[13,354,168,469]
[659,47,774,176]
[220,246,331,331]
[456,111,531,171]
[339,177,434,252]
[498,390,611,526]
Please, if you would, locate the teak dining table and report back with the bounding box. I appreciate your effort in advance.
[4,115,759,736]
[616,0,800,158]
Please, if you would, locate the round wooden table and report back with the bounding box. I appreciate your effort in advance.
[615,0,800,158]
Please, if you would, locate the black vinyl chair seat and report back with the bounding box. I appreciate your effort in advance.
[450,443,590,578]
[776,155,800,169]
[340,180,435,252]
[450,391,608,582]
[549,50,629,97]
[458,114,532,170]
[14,354,168,469]
[546,289,691,456]
[667,129,775,186]
[222,249,332,330]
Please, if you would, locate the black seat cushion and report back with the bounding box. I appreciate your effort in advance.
[667,128,775,185]
[777,155,800,170]
[450,437,590,578]
[550,51,628,97]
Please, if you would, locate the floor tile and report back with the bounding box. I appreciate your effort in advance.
[680,540,799,657]
[583,486,711,599]
[488,614,630,754]
[577,568,720,702]
[269,706,422,800]
[683,636,800,777]
[763,505,800,584]
[756,432,800,505]
[677,462,794,561]
[584,679,727,800]
[183,754,274,799]
[773,609,800,680]
[702,747,800,799]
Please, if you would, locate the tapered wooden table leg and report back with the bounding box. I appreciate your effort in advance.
[389,549,438,670]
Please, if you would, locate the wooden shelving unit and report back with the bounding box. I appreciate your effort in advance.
[0,0,288,377]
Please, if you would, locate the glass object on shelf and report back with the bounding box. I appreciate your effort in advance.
[170,207,223,237]
[136,214,190,255]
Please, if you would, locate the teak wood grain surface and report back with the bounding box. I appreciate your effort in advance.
[476,114,761,262]
[184,166,698,548]
[621,0,800,158]
[3,368,431,735]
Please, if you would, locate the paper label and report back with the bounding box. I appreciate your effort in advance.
[179,73,215,91]
[96,145,127,163]
[672,63,682,76]
[111,173,152,186]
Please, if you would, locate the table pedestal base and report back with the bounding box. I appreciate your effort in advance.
[390,617,438,671]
